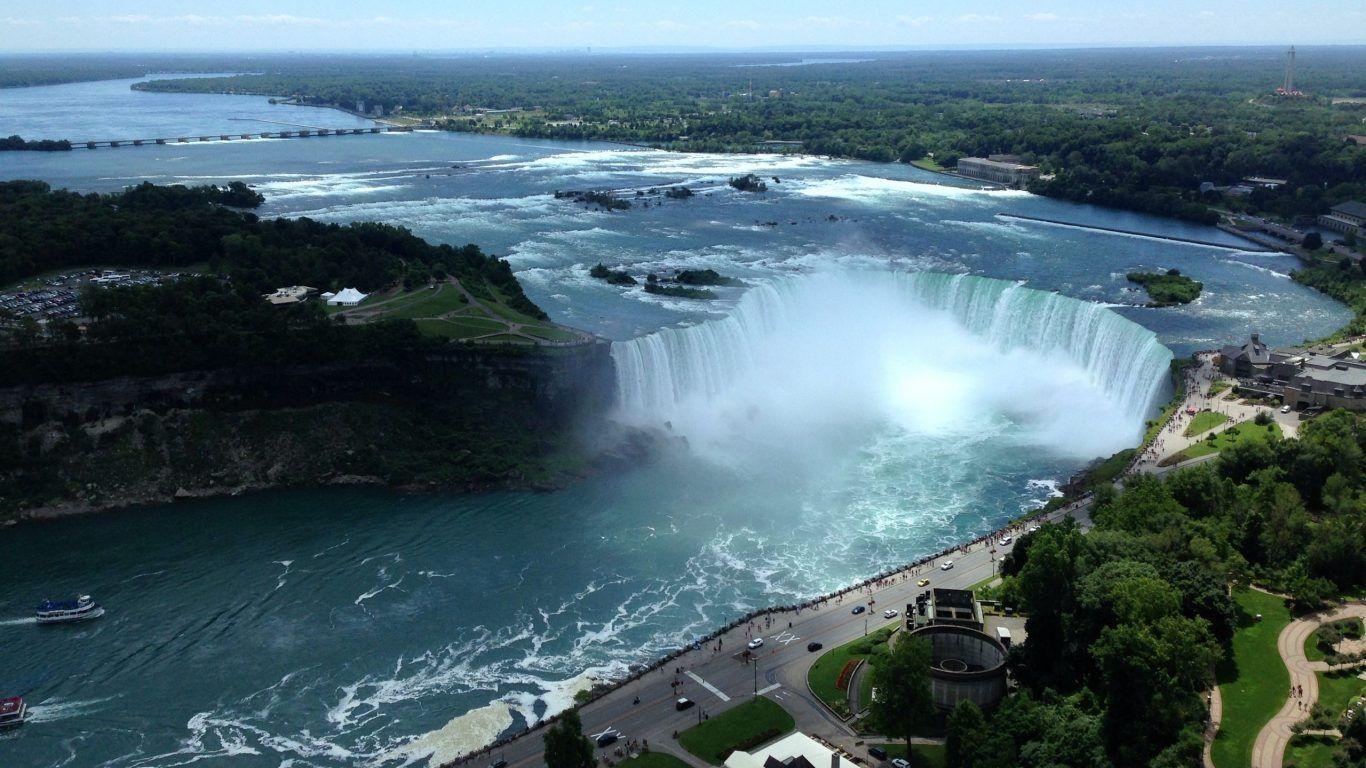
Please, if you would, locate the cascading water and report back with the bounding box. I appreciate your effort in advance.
[612,270,1172,461]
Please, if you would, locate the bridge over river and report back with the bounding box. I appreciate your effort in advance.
[74,125,416,149]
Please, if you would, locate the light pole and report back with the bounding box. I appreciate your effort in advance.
[864,617,868,636]
[753,660,758,697]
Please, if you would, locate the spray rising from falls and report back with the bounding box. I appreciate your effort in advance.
[612,271,1172,461]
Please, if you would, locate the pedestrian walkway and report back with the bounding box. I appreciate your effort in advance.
[1250,602,1366,768]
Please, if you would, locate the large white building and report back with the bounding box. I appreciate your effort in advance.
[725,732,849,768]
[326,288,368,307]
[956,156,1040,189]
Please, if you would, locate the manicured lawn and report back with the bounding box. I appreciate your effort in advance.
[1208,380,1232,397]
[876,742,947,768]
[1184,410,1229,437]
[678,696,795,765]
[413,317,507,339]
[1317,669,1366,715]
[807,625,896,718]
[1211,589,1293,768]
[615,752,694,768]
[1163,420,1281,466]
[1305,618,1364,662]
[1285,734,1342,768]
[521,323,581,342]
[377,284,471,319]
[909,158,948,173]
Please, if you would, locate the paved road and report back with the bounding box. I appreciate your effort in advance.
[452,499,1093,768]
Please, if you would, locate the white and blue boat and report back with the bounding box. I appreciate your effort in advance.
[36,595,104,624]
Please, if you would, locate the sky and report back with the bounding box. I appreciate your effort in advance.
[2,1,1363,52]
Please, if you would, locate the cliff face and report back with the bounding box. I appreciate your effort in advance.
[0,342,618,522]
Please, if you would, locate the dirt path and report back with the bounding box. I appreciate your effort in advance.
[1250,603,1366,768]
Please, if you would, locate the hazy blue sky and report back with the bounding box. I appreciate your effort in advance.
[2,1,1362,52]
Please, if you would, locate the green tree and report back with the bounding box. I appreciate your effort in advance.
[945,700,986,768]
[1303,231,1323,250]
[868,635,935,758]
[543,708,594,768]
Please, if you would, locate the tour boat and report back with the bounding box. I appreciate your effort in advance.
[0,696,26,728]
[36,595,104,624]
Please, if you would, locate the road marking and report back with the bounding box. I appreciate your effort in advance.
[756,683,782,695]
[771,631,799,645]
[686,671,731,702]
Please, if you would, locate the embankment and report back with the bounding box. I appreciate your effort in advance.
[0,342,619,523]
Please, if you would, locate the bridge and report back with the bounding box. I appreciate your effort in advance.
[76,125,413,149]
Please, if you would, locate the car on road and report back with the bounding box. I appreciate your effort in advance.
[891,759,910,768]
[1281,404,1292,413]
[940,560,954,571]
[676,697,695,711]
[882,609,899,618]
[1027,525,1040,533]
[747,637,764,650]
[868,746,888,761]
[999,535,1013,546]
[490,761,508,768]
[916,578,930,587]
[851,605,866,615]
[596,733,618,747]
[807,641,823,652]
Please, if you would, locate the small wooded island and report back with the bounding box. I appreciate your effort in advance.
[589,265,742,299]
[1127,269,1203,306]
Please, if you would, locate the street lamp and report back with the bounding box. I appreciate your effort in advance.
[864,617,868,636]
[753,660,758,697]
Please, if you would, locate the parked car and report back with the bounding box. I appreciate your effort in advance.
[747,637,764,650]
[891,759,910,768]
[940,560,954,571]
[999,535,1013,546]
[882,609,899,619]
[851,605,866,615]
[868,747,888,761]
[807,641,824,652]
[1281,405,1292,413]
[676,697,695,711]
[916,578,930,587]
[596,733,618,747]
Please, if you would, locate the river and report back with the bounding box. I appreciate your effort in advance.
[0,76,1350,767]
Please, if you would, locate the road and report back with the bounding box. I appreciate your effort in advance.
[449,498,1093,768]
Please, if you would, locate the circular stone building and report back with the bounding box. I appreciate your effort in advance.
[907,624,1008,710]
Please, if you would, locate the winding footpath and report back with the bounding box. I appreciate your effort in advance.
[1249,602,1366,768]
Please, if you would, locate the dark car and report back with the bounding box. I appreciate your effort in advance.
[491,761,508,768]
[675,697,695,711]
[868,747,888,761]
[596,733,618,747]
[851,605,866,615]
[807,641,824,652]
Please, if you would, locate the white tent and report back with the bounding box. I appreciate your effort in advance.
[327,288,368,307]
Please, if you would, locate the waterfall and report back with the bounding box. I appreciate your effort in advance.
[611,272,1172,446]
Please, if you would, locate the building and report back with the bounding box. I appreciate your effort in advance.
[903,588,1008,711]
[955,157,1040,189]
[326,288,368,307]
[1318,201,1366,238]
[1242,177,1288,190]
[724,732,849,768]
[1219,332,1366,411]
[263,286,316,305]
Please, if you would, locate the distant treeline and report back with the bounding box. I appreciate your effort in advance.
[0,181,546,382]
[134,48,1366,224]
[1,135,71,152]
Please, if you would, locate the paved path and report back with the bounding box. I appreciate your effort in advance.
[1203,684,1223,768]
[1249,602,1366,768]
[1134,352,1296,476]
[447,499,1094,768]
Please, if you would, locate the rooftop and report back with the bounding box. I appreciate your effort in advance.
[1330,200,1366,219]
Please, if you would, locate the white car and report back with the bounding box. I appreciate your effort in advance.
[940,560,954,571]
[747,638,764,650]
[1281,405,1292,413]
[882,609,899,619]
[891,759,910,768]
[999,535,1013,546]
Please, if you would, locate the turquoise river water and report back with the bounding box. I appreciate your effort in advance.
[0,76,1351,767]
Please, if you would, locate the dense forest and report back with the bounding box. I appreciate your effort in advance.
[133,47,1366,224]
[940,408,1366,767]
[0,135,72,151]
[0,181,545,383]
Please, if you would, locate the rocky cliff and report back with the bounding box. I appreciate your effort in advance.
[0,342,619,523]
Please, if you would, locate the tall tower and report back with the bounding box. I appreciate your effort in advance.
[1283,45,1296,93]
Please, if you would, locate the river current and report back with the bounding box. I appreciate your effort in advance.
[0,77,1351,767]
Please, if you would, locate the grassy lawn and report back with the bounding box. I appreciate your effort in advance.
[520,324,580,343]
[1211,589,1293,768]
[413,317,507,339]
[876,742,947,768]
[615,752,693,768]
[1286,734,1341,768]
[1162,420,1281,466]
[807,625,897,718]
[377,284,471,320]
[1318,669,1366,715]
[1209,379,1232,397]
[1184,410,1230,437]
[678,696,795,765]
[909,158,948,173]
[1305,618,1364,662]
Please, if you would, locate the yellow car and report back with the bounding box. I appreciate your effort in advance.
[916,578,930,587]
